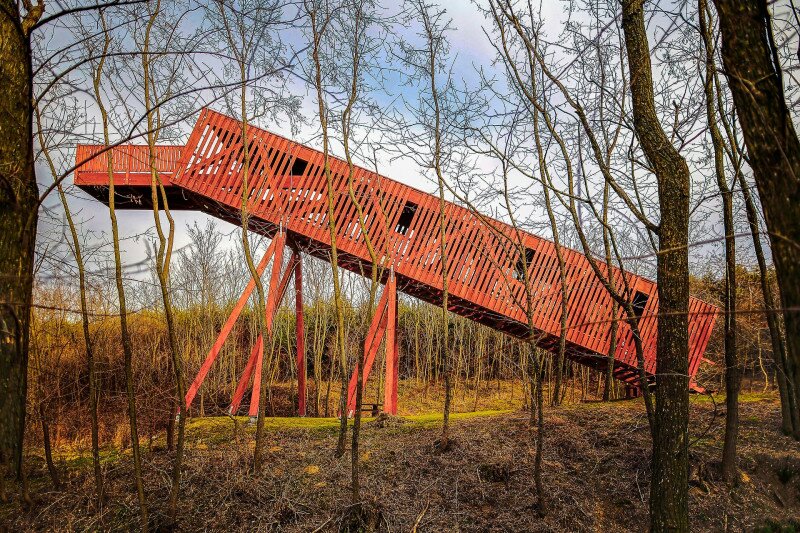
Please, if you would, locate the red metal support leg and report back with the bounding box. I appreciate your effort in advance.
[346,286,390,415]
[230,246,299,416]
[294,250,306,416]
[229,337,262,414]
[383,274,399,415]
[184,241,276,410]
[248,232,287,418]
[229,256,301,415]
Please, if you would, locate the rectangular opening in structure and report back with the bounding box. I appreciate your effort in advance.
[290,157,308,176]
[514,247,536,281]
[632,290,649,317]
[395,201,418,235]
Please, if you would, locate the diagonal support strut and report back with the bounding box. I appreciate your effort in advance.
[346,272,399,416]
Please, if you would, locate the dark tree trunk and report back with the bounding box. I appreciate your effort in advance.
[527,346,546,517]
[718,155,740,481]
[718,146,740,480]
[621,1,691,530]
[603,302,618,401]
[39,403,60,489]
[713,0,800,439]
[738,169,798,435]
[351,330,365,502]
[0,2,38,478]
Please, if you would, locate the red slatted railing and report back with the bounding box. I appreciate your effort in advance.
[74,108,718,388]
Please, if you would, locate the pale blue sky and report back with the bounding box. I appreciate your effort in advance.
[34,0,754,293]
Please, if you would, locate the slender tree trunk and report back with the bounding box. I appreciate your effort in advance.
[602,180,618,402]
[306,4,349,457]
[325,341,333,418]
[351,332,364,502]
[604,315,619,401]
[718,149,739,481]
[216,3,272,473]
[527,345,546,516]
[38,402,60,489]
[420,5,453,445]
[140,3,187,514]
[699,0,739,481]
[738,169,798,435]
[92,24,148,525]
[532,107,568,408]
[621,2,691,530]
[36,104,102,499]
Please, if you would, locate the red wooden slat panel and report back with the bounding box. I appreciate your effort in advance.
[74,108,719,388]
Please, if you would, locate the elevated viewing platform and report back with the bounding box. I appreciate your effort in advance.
[75,108,718,403]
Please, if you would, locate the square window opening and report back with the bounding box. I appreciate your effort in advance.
[395,201,418,235]
[632,290,649,317]
[290,157,308,176]
[514,247,536,281]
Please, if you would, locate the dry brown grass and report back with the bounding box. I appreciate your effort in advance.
[2,389,798,532]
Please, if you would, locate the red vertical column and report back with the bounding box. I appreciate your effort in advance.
[383,273,399,415]
[249,232,286,418]
[294,250,306,416]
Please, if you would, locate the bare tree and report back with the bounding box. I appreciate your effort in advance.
[35,101,102,502]
[620,2,693,528]
[305,0,351,458]
[483,1,707,528]
[91,11,149,527]
[210,0,297,471]
[0,0,44,480]
[698,0,739,481]
[333,0,390,502]
[401,0,456,448]
[483,0,658,428]
[712,0,800,444]
[737,167,798,435]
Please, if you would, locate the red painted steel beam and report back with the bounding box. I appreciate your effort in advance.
[229,338,262,414]
[293,249,306,416]
[346,283,391,415]
[249,232,286,418]
[184,240,277,411]
[383,274,399,415]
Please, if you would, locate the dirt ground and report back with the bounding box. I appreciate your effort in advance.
[2,391,799,532]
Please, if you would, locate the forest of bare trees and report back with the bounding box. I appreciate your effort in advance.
[2,0,800,531]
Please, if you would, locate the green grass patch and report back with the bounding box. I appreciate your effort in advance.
[690,392,776,404]
[401,409,513,428]
[38,445,123,475]
[41,410,515,467]
[183,409,513,442]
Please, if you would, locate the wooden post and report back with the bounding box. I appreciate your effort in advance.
[384,273,399,415]
[294,250,306,416]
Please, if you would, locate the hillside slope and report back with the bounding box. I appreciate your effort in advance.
[2,394,798,531]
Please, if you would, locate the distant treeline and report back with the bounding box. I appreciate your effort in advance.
[26,261,781,449]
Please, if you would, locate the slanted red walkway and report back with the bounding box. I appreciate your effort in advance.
[74,108,718,416]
